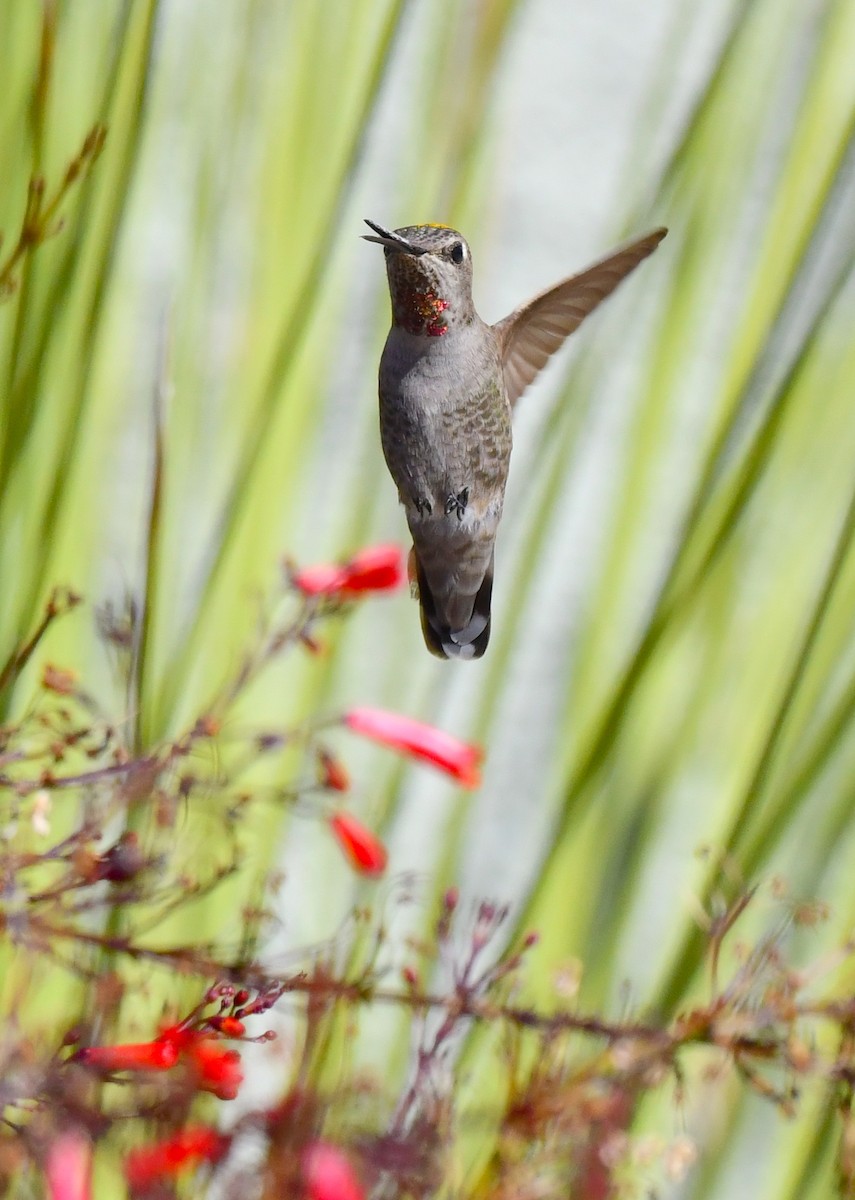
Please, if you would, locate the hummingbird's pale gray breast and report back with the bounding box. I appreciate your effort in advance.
[379,314,511,658]
[363,218,667,660]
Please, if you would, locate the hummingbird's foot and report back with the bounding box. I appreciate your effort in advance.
[414,496,433,517]
[444,487,469,521]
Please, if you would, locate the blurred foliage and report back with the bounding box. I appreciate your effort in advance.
[2,0,855,1196]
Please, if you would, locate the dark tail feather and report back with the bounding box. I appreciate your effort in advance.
[415,552,493,661]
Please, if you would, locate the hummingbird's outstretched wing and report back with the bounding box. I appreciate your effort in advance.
[494,227,667,407]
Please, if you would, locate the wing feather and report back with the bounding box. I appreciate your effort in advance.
[494,228,667,407]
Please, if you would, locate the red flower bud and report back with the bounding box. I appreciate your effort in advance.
[401,964,420,989]
[318,748,350,792]
[328,811,388,877]
[214,1016,246,1038]
[343,707,482,787]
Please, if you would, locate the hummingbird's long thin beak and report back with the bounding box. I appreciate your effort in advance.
[362,219,426,256]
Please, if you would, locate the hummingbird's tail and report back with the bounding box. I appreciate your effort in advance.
[412,548,493,660]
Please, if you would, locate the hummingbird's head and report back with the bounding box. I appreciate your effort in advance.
[362,220,475,336]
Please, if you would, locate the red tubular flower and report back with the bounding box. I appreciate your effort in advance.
[294,545,405,598]
[75,1026,242,1099]
[329,811,388,877]
[302,1142,365,1200]
[338,544,405,595]
[74,1039,179,1072]
[156,1023,192,1054]
[184,1037,244,1100]
[294,563,347,595]
[343,707,483,788]
[45,1131,92,1200]
[124,1126,226,1190]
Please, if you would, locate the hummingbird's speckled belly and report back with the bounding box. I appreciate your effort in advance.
[378,333,511,524]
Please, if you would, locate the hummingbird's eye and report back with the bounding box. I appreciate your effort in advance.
[450,241,465,264]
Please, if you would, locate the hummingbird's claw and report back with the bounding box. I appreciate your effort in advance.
[444,488,469,521]
[362,219,427,255]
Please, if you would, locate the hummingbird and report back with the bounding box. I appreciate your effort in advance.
[363,219,667,660]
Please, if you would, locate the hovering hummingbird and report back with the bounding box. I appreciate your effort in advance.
[363,219,667,660]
